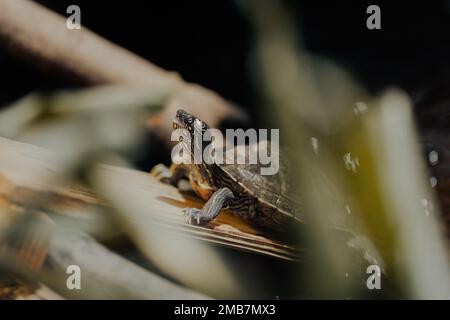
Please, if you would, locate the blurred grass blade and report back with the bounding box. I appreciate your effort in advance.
[366,90,450,299]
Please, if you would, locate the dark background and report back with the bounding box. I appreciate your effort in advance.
[2,0,450,112]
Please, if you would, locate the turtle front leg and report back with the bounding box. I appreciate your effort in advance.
[184,188,234,225]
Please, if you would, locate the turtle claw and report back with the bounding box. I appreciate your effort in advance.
[183,208,207,225]
[183,188,233,226]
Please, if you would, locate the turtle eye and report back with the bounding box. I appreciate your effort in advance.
[188,117,193,124]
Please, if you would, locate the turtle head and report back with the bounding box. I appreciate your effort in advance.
[173,109,209,138]
[173,109,210,164]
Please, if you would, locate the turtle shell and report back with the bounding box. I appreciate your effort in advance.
[218,141,302,226]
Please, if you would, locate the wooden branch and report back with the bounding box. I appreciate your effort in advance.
[0,0,248,141]
[0,137,211,299]
[0,0,177,87]
[19,284,64,300]
[0,137,299,262]
[42,231,209,299]
[0,136,301,299]
[93,164,300,262]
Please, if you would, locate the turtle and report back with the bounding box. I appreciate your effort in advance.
[151,109,302,230]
